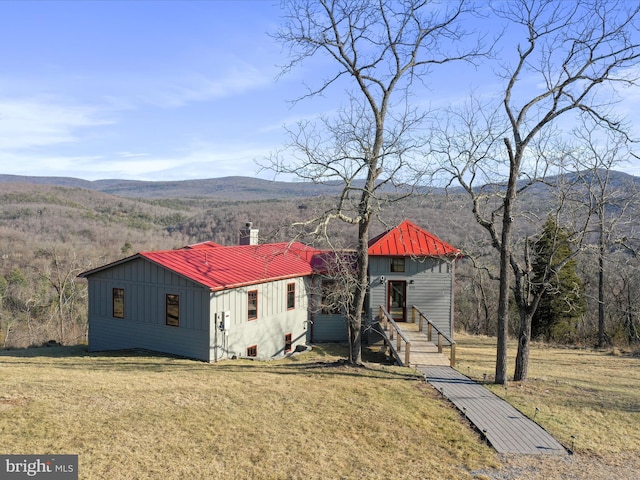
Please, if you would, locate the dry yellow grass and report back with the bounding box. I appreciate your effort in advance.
[0,344,497,480]
[455,333,640,480]
[3,337,637,479]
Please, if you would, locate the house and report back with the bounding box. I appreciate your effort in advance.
[310,219,461,343]
[79,220,460,361]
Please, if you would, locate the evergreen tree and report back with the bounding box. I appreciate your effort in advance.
[531,216,586,342]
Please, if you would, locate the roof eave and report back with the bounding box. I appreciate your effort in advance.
[77,253,143,279]
[209,271,313,292]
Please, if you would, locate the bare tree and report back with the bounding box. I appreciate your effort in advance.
[40,248,90,344]
[613,263,640,345]
[569,118,638,347]
[433,0,640,382]
[454,250,499,336]
[267,0,486,363]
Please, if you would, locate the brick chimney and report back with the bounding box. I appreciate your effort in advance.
[239,222,259,245]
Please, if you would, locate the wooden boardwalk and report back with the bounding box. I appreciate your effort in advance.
[398,323,568,455]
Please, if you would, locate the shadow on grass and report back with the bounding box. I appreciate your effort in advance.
[0,343,420,381]
[0,344,89,358]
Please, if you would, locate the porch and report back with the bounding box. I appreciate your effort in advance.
[376,305,455,368]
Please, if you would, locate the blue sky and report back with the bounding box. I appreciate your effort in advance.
[1,1,639,181]
[0,0,320,180]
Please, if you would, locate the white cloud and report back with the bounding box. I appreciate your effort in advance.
[0,97,112,150]
[0,151,104,177]
[112,59,276,110]
[117,152,149,158]
[0,140,277,181]
[135,142,272,180]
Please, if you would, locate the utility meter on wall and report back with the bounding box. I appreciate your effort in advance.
[218,311,231,331]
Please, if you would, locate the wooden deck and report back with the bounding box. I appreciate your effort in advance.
[398,322,452,366]
[396,323,568,455]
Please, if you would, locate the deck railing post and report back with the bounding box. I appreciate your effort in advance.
[397,333,401,353]
[450,344,456,367]
[427,323,432,342]
[405,342,410,366]
[438,332,443,353]
[411,306,416,324]
[380,306,386,331]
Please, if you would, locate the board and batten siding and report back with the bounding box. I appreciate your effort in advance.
[310,313,348,342]
[210,276,311,360]
[306,276,349,343]
[368,256,455,341]
[87,257,211,361]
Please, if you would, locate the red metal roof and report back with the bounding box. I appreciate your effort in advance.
[140,242,319,291]
[368,219,460,257]
[182,241,224,249]
[79,221,458,287]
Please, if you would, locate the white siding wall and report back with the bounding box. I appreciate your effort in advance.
[209,276,311,360]
[87,258,211,361]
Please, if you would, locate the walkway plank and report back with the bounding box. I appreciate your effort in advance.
[396,323,567,455]
[421,365,567,455]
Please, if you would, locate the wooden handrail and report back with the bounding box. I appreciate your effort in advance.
[378,306,411,366]
[411,305,455,344]
[411,305,457,367]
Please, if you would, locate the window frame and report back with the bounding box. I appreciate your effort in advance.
[284,333,292,353]
[248,290,258,321]
[112,287,125,319]
[286,282,296,310]
[391,257,406,273]
[166,294,180,327]
[247,345,257,357]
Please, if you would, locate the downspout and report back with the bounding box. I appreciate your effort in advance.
[212,292,218,363]
[450,257,457,340]
[309,276,316,343]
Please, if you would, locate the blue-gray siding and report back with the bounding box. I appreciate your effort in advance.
[86,258,311,361]
[309,256,455,343]
[310,313,348,342]
[87,258,211,361]
[368,256,454,340]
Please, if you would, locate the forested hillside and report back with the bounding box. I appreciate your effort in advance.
[0,174,639,350]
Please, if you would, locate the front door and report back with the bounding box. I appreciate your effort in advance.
[388,280,406,322]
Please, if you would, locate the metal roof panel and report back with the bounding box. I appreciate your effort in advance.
[368,219,460,257]
[139,242,318,291]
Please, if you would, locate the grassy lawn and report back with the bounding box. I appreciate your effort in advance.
[454,333,640,479]
[0,344,497,480]
[1,338,638,480]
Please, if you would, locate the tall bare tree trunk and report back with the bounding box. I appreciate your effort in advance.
[626,282,639,344]
[496,238,511,384]
[350,214,371,365]
[598,204,607,347]
[495,147,520,384]
[514,310,533,381]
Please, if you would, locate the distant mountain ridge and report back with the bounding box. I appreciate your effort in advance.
[0,170,638,200]
[0,174,355,200]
